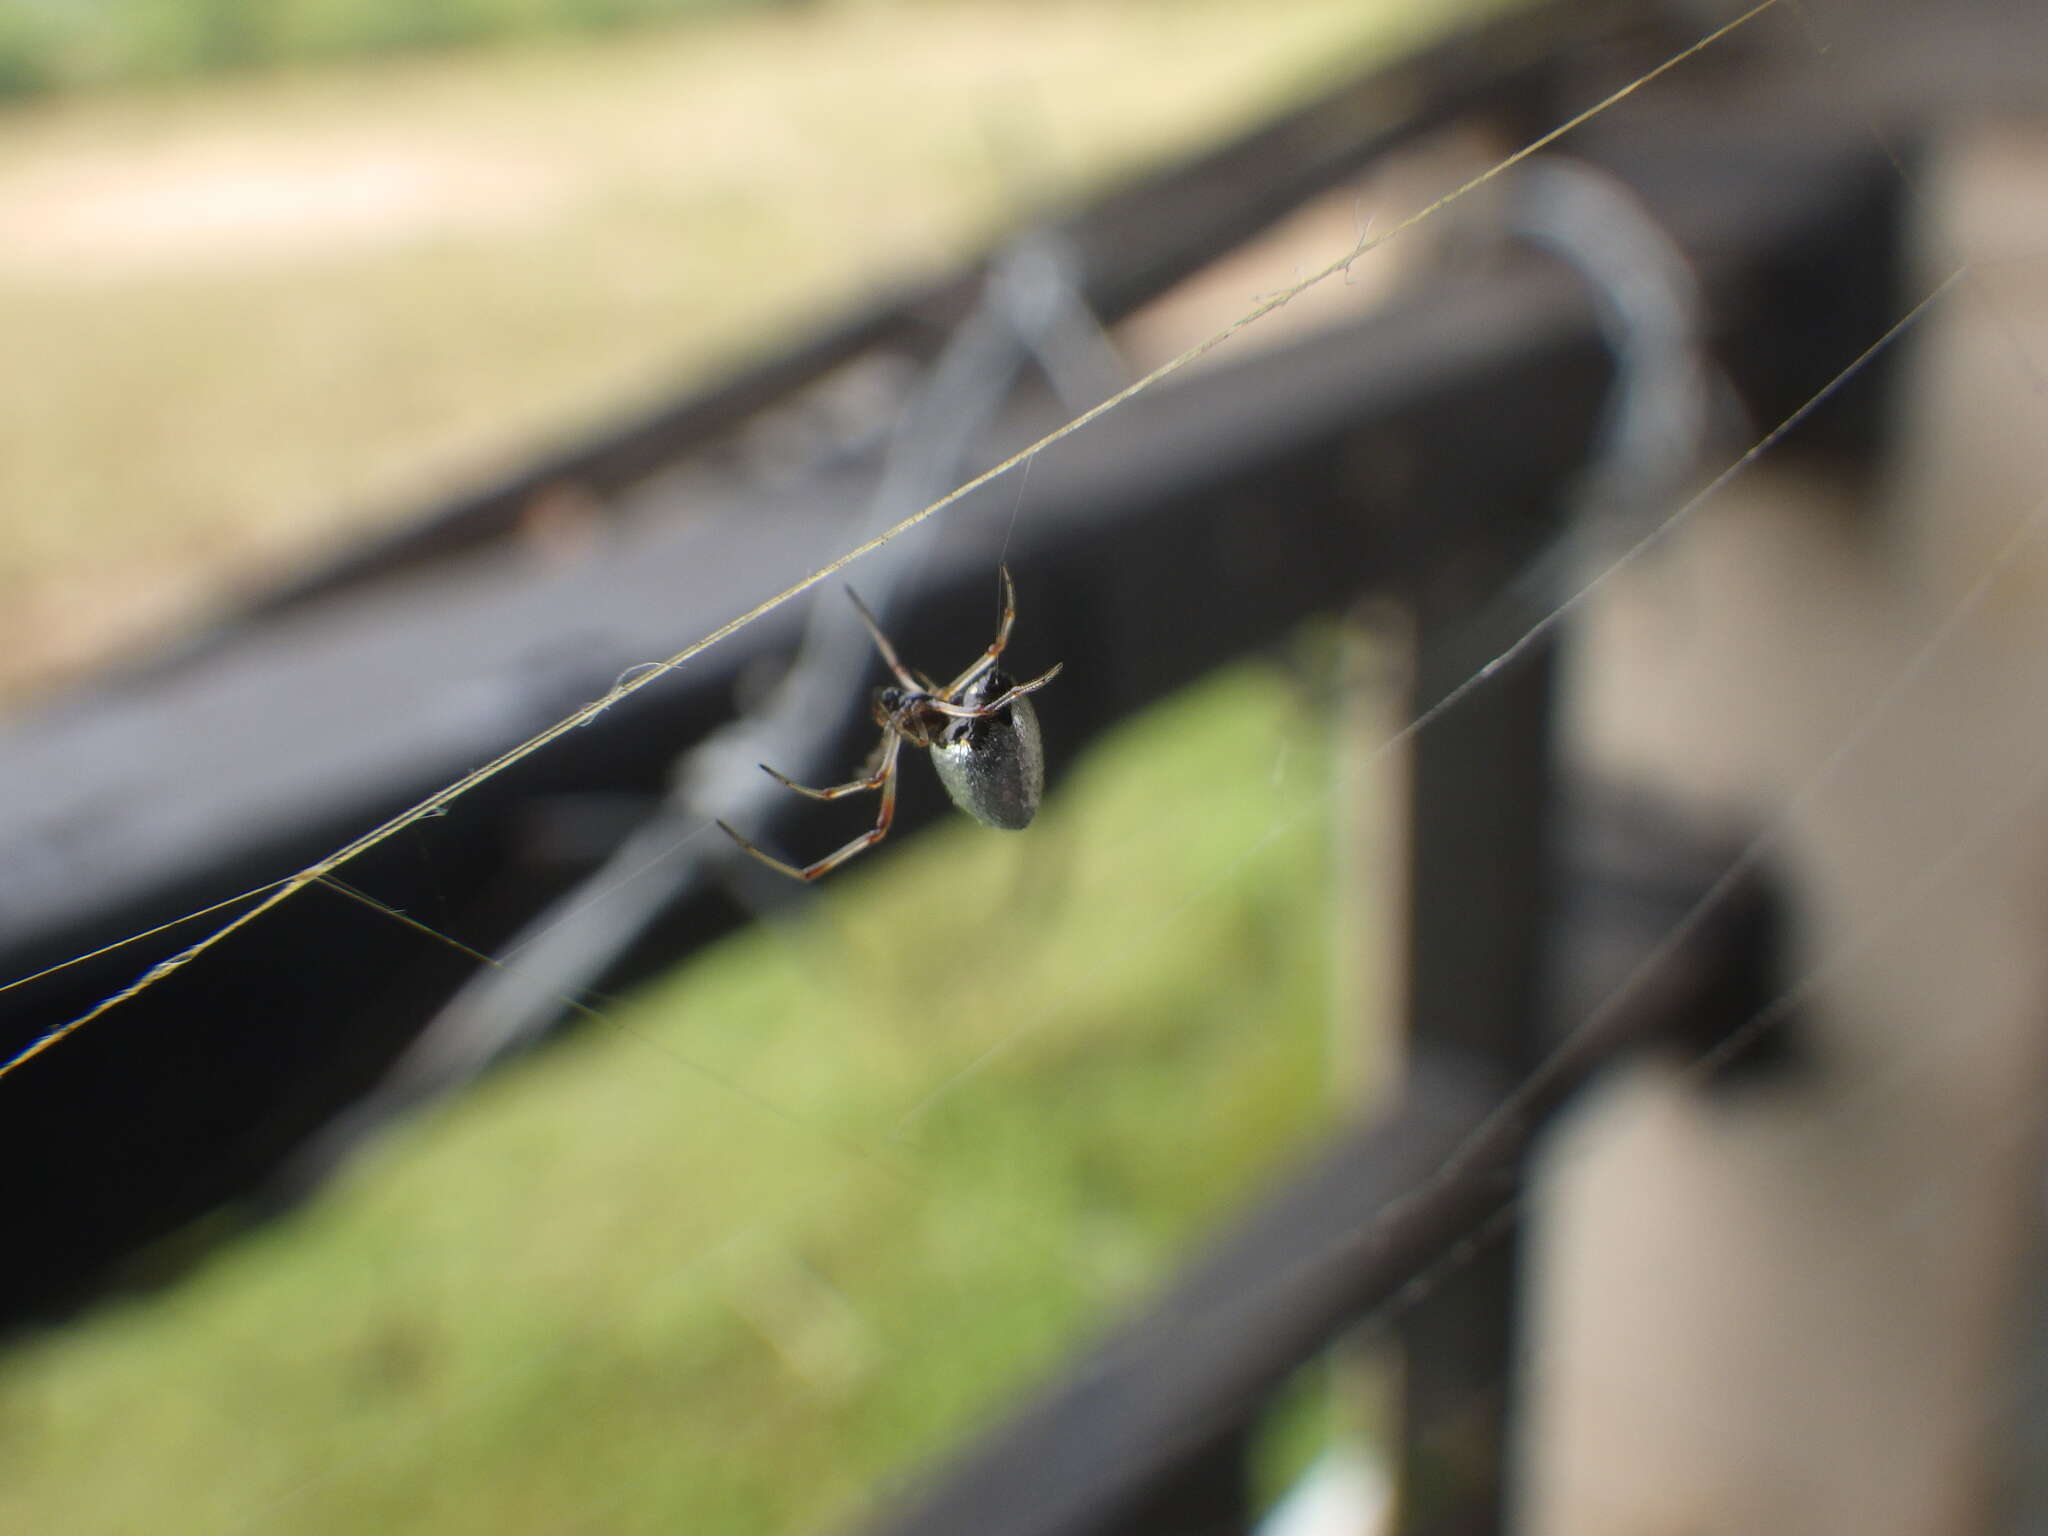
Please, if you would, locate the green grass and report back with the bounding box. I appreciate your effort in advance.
[0,657,1371,1535]
[0,0,798,98]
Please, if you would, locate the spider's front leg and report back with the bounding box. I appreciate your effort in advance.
[938,564,1020,698]
[923,662,1063,719]
[846,588,926,695]
[755,752,891,802]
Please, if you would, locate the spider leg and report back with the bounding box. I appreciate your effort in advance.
[939,564,1017,698]
[714,820,811,880]
[845,588,925,694]
[922,661,1061,718]
[756,734,894,802]
[718,734,904,882]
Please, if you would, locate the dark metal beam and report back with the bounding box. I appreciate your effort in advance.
[848,810,1777,1536]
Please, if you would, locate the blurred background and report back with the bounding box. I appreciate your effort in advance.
[0,0,1416,698]
[3,0,2048,1533]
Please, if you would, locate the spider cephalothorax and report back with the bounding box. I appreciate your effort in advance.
[717,567,1060,881]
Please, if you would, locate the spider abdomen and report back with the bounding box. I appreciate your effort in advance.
[931,694,1044,830]
[718,566,1059,881]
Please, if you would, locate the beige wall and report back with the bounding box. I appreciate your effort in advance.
[1524,120,2048,1534]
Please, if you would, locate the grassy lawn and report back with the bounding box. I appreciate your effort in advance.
[0,0,1468,696]
[0,0,774,94]
[0,657,1368,1534]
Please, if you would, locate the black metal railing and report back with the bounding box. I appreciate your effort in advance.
[0,10,1906,1529]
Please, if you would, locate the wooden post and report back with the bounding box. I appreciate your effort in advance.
[1395,573,1560,1533]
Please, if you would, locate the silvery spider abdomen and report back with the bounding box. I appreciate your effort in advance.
[929,669,1045,830]
[717,565,1060,882]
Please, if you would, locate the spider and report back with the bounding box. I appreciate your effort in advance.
[716,565,1063,881]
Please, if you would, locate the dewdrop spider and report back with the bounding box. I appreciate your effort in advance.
[716,565,1063,882]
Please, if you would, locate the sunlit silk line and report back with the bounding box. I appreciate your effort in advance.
[0,879,286,998]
